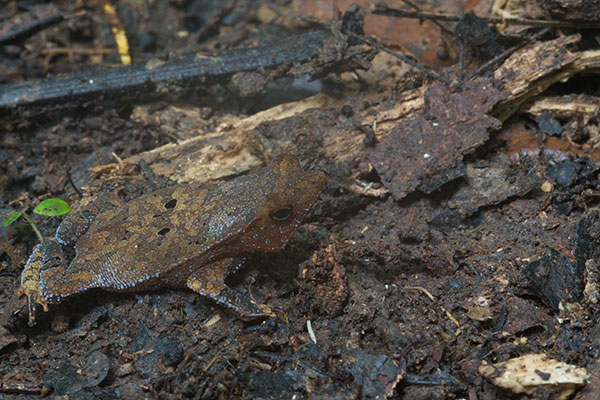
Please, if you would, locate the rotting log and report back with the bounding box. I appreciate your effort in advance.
[91,35,600,194]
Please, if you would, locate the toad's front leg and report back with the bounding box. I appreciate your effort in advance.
[17,240,65,326]
[186,258,275,321]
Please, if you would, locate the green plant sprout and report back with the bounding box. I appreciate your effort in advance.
[2,198,71,243]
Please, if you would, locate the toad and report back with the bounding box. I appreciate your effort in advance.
[19,155,326,326]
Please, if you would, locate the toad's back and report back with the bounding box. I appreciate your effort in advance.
[40,155,326,301]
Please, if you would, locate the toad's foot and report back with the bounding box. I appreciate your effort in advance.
[18,240,64,326]
[187,258,275,321]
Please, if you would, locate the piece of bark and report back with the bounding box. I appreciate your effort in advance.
[368,79,503,200]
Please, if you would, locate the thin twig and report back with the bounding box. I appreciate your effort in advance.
[457,39,464,80]
[373,5,600,30]
[65,168,83,198]
[398,0,454,36]
[40,46,116,56]
[343,31,450,84]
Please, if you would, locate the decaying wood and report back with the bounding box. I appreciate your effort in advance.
[104,85,427,187]
[541,0,600,22]
[492,34,600,121]
[0,29,373,114]
[524,95,600,119]
[103,34,600,195]
[368,80,503,200]
[95,93,337,184]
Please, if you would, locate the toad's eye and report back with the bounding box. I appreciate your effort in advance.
[269,206,293,222]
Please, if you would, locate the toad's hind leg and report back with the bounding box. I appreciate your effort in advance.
[186,258,274,321]
[18,240,65,326]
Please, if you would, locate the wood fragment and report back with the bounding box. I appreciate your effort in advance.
[122,93,337,184]
[492,34,586,120]
[463,28,550,82]
[524,94,600,119]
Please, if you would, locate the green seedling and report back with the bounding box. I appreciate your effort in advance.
[2,198,71,243]
[2,210,23,227]
[32,198,71,217]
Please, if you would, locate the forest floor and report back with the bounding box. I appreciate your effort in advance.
[2,0,600,399]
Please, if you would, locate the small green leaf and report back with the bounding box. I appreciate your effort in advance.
[2,210,23,227]
[33,198,71,217]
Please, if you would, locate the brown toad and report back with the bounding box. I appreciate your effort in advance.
[19,155,325,325]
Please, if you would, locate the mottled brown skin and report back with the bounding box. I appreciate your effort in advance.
[19,156,326,326]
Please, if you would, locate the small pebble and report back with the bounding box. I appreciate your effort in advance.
[541,181,553,193]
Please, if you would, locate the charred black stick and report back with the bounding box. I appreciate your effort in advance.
[0,29,371,113]
[0,5,63,46]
